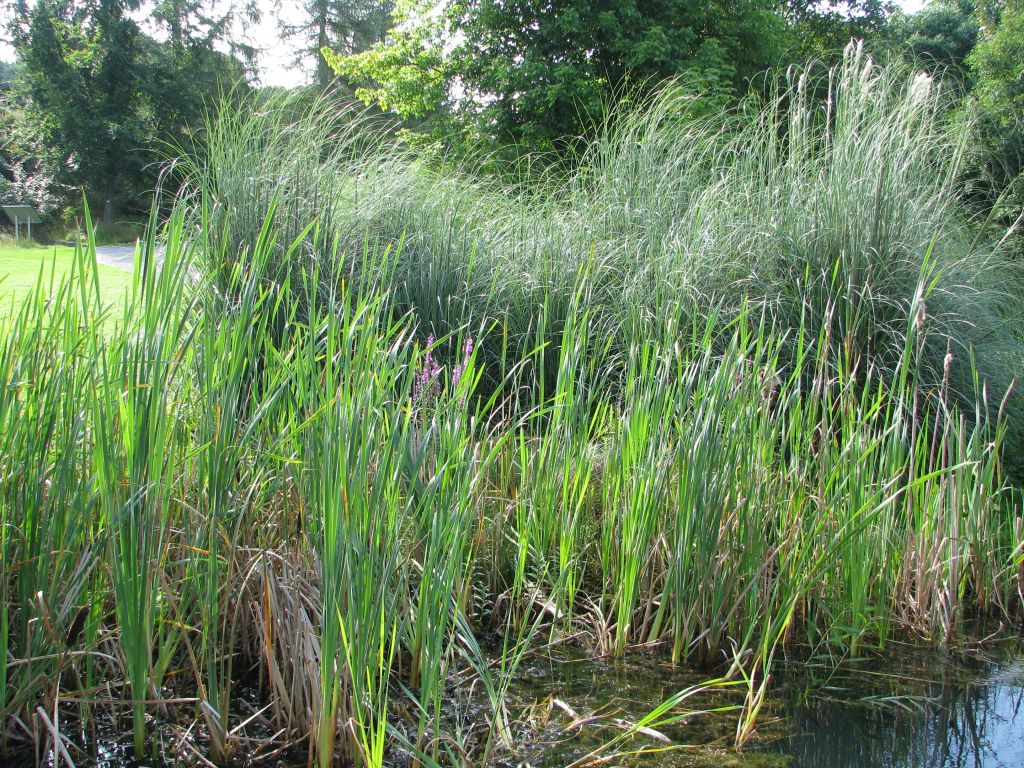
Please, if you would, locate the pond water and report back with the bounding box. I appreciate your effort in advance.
[505,640,1024,768]
[772,651,1024,768]
[4,639,1022,767]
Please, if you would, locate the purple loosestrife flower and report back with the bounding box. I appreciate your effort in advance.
[412,335,443,408]
[412,334,476,414]
[451,336,474,390]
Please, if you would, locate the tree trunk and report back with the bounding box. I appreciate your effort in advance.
[103,193,114,235]
[316,3,330,91]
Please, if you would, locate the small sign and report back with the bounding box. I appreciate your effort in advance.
[2,204,43,241]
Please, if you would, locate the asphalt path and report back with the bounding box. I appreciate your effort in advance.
[94,245,141,271]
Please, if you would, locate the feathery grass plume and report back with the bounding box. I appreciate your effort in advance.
[566,42,1022,470]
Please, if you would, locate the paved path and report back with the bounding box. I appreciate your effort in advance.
[94,245,139,272]
[95,244,166,272]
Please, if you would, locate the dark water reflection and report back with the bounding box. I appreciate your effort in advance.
[777,655,1024,768]
[507,642,1024,768]
[4,642,1021,766]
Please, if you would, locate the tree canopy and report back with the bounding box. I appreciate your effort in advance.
[281,0,393,89]
[899,0,979,69]
[968,1,1024,212]
[329,0,793,151]
[2,0,249,224]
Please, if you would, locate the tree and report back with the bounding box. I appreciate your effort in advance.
[4,0,250,226]
[1,76,70,217]
[967,1,1024,221]
[328,0,791,152]
[12,0,151,227]
[889,0,978,75]
[151,0,260,73]
[140,36,249,157]
[785,0,895,58]
[280,0,393,90]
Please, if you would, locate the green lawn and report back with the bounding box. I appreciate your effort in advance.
[0,243,131,312]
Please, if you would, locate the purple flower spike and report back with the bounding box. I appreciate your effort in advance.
[452,336,474,389]
[412,334,444,408]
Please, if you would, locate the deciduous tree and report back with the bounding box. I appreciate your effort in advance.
[968,0,1024,218]
[3,0,249,225]
[329,0,791,152]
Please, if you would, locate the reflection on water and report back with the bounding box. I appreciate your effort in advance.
[3,641,1021,767]
[507,643,1024,768]
[777,656,1024,768]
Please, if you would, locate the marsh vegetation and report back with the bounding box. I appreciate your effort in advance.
[1,49,1022,767]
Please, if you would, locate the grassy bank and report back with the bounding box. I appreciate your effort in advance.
[0,46,1022,767]
[0,242,131,312]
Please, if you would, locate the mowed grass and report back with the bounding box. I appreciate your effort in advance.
[0,243,131,314]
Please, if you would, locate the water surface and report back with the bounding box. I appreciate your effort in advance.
[4,640,1021,767]
[506,641,1024,768]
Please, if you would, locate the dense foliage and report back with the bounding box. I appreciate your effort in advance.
[787,0,894,56]
[891,0,978,71]
[968,1,1024,218]
[329,1,959,153]
[329,0,797,151]
[1,0,250,228]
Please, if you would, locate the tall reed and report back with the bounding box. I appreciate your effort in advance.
[89,208,196,757]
